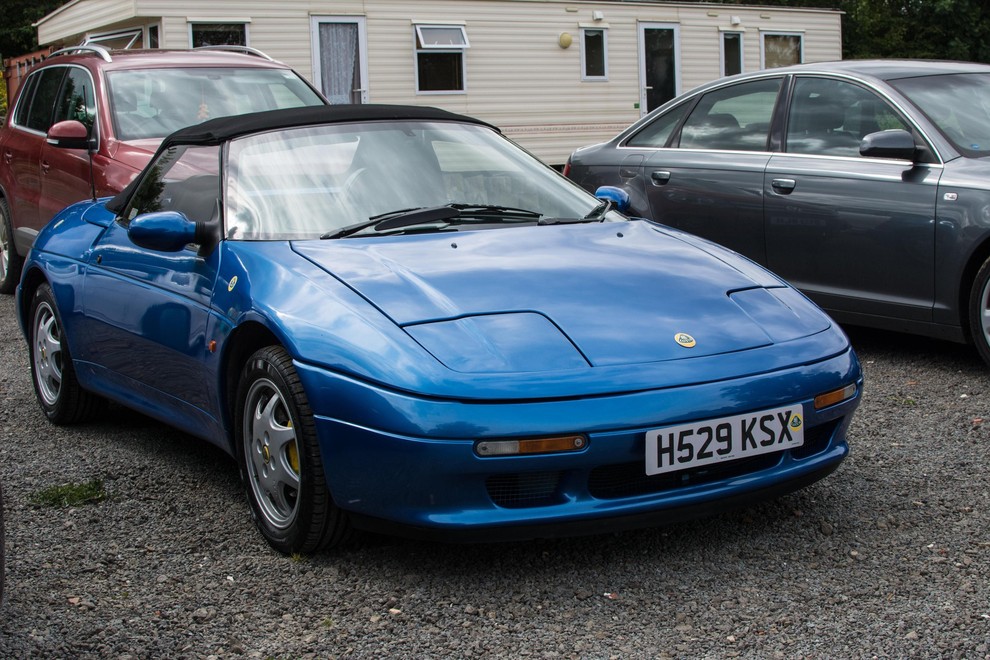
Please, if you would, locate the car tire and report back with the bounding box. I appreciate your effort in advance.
[0,198,24,295]
[235,346,350,554]
[970,257,990,367]
[29,283,105,424]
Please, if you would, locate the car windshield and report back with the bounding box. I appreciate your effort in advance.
[106,67,324,141]
[891,72,990,155]
[224,121,605,240]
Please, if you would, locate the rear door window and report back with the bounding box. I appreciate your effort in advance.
[677,78,781,151]
[21,67,67,133]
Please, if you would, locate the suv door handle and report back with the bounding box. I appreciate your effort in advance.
[771,178,796,194]
[651,170,671,185]
[2,150,11,164]
[41,161,51,173]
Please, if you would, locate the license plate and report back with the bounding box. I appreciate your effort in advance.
[645,404,804,476]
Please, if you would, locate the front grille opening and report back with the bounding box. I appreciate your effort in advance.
[486,471,563,508]
[791,419,839,459]
[589,454,779,500]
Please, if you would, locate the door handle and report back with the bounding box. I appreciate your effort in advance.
[771,178,796,194]
[651,170,671,185]
[2,150,11,164]
[41,161,51,174]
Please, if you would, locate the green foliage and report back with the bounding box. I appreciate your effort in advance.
[665,0,990,63]
[0,0,65,60]
[31,479,107,507]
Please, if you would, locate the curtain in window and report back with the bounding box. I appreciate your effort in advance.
[319,23,360,104]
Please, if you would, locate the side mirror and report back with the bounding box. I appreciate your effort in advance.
[594,185,630,213]
[128,211,201,252]
[860,129,917,161]
[46,120,94,151]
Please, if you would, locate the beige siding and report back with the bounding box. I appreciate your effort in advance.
[35,0,842,164]
[37,0,138,46]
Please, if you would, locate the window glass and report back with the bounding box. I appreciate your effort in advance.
[106,68,324,140]
[225,121,600,240]
[127,145,220,224]
[85,29,143,49]
[415,26,468,93]
[722,32,742,77]
[25,68,66,133]
[12,72,40,127]
[786,77,909,157]
[626,101,691,148]
[892,72,990,155]
[54,67,97,132]
[678,78,781,151]
[763,34,802,69]
[582,29,607,80]
[190,23,246,48]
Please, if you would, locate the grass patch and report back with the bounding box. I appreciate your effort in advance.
[31,479,106,508]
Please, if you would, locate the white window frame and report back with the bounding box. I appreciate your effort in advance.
[187,20,251,48]
[413,23,470,95]
[719,30,744,77]
[83,27,143,49]
[580,27,608,81]
[310,16,370,104]
[760,31,804,70]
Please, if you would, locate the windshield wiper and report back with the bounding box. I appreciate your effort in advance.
[321,206,460,239]
[322,204,543,239]
[538,200,613,226]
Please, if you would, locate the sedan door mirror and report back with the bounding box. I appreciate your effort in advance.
[128,211,201,252]
[860,129,917,162]
[46,120,94,151]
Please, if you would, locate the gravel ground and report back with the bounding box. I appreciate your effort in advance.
[0,291,988,658]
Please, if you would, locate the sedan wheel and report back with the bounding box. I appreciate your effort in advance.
[236,346,350,554]
[29,284,103,424]
[0,198,23,295]
[972,258,990,368]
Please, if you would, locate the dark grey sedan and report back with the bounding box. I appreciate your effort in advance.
[565,60,990,366]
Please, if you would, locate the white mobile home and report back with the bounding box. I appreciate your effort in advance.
[35,1,842,165]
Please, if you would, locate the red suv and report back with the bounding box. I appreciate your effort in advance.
[0,45,327,292]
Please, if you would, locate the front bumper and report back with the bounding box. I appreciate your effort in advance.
[295,348,860,542]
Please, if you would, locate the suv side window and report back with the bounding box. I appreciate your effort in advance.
[53,67,97,132]
[24,67,67,133]
[12,72,40,127]
[677,78,781,151]
[786,77,910,157]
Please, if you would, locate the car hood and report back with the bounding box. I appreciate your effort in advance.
[292,221,832,373]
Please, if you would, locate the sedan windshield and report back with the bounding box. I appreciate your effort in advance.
[892,73,990,155]
[224,121,605,240]
[107,68,324,141]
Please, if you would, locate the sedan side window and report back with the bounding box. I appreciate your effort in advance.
[677,78,781,151]
[786,77,910,157]
[626,101,691,148]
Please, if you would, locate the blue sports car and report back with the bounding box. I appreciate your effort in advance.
[17,105,861,554]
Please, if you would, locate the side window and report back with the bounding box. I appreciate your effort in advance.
[581,28,607,81]
[127,145,221,226]
[786,78,910,157]
[24,67,67,133]
[190,23,247,47]
[414,24,470,93]
[677,78,781,151]
[53,67,97,132]
[626,101,691,148]
[12,71,40,127]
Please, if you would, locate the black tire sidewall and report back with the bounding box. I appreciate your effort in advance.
[970,258,990,367]
[0,199,23,295]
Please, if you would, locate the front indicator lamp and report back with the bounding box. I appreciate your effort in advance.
[814,383,858,410]
[475,435,587,457]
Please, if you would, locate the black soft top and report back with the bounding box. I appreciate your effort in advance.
[107,104,496,213]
